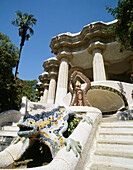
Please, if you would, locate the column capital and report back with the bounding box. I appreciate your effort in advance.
[43,57,59,78]
[57,48,73,61]
[88,42,106,55]
[39,72,49,83]
[43,57,59,71]
[36,82,44,98]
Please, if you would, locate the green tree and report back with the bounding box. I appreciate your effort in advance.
[106,0,133,51]
[12,11,37,78]
[22,80,39,102]
[0,32,22,112]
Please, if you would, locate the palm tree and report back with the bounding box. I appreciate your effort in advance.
[12,11,37,78]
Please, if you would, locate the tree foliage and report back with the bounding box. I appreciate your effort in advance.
[0,32,21,112]
[22,80,39,102]
[106,0,133,51]
[0,32,39,113]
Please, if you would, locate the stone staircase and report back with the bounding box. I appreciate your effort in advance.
[86,120,133,170]
[0,122,19,151]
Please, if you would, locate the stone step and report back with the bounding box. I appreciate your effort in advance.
[1,126,19,131]
[90,162,133,170]
[0,130,17,137]
[100,124,133,128]
[99,127,133,132]
[93,149,133,167]
[98,131,133,140]
[100,121,133,127]
[97,139,133,152]
[99,134,133,141]
[0,136,13,144]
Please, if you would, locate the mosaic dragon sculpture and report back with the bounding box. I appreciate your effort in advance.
[16,106,92,158]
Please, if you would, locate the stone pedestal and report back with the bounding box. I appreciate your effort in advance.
[92,48,106,81]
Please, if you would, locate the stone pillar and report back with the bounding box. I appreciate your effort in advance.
[43,57,59,104]
[55,58,69,104]
[47,75,56,104]
[55,51,73,104]
[39,72,49,103]
[92,48,106,81]
[42,86,49,103]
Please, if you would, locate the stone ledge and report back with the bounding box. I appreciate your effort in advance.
[50,21,116,54]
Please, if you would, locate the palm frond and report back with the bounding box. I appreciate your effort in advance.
[28,27,34,35]
[15,11,22,19]
[11,18,19,26]
[30,18,37,25]
[26,34,30,40]
[28,14,34,21]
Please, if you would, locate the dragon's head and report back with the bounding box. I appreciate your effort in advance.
[17,113,40,138]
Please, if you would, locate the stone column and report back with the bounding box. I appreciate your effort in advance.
[42,86,49,103]
[47,75,57,104]
[55,51,73,104]
[43,57,59,104]
[92,48,106,81]
[39,72,49,103]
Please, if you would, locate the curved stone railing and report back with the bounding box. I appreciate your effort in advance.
[0,110,21,126]
[50,20,117,54]
[91,80,133,105]
[0,106,102,169]
[0,96,28,126]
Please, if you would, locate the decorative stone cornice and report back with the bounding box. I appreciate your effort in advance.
[39,72,49,87]
[57,51,73,61]
[88,41,106,54]
[36,82,44,96]
[39,72,49,82]
[50,20,116,54]
[43,57,59,78]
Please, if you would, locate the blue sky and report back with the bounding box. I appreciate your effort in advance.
[0,0,118,81]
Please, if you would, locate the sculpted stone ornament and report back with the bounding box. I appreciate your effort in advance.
[69,71,91,106]
[117,109,133,121]
[16,106,92,158]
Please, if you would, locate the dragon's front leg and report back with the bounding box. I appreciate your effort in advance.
[63,137,82,157]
